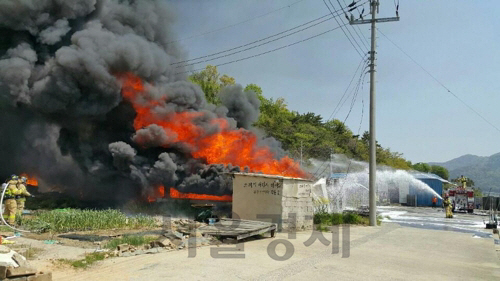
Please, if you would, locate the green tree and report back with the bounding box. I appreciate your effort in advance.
[412,162,431,173]
[430,165,449,180]
[189,65,235,105]
[189,66,415,171]
[473,187,482,197]
[244,84,265,103]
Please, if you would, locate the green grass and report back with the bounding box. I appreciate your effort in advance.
[105,235,158,249]
[316,224,330,232]
[58,252,114,269]
[22,209,156,233]
[314,212,383,230]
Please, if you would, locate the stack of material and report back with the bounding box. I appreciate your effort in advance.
[0,246,52,281]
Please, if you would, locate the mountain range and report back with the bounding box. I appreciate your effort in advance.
[430,152,500,195]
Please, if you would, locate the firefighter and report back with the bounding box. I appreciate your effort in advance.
[459,175,467,189]
[16,176,32,220]
[3,175,21,225]
[443,195,453,218]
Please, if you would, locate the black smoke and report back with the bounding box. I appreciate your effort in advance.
[0,0,285,200]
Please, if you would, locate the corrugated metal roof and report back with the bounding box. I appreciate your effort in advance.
[410,172,451,183]
[229,172,312,182]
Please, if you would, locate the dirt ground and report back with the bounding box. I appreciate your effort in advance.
[1,208,498,280]
[46,224,500,281]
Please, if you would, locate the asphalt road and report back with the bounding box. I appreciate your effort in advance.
[55,207,500,281]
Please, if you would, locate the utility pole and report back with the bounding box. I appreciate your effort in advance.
[350,0,399,226]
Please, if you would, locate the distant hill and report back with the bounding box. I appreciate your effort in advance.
[430,153,500,194]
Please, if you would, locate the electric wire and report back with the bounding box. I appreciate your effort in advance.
[173,2,368,67]
[310,59,367,179]
[175,22,350,75]
[168,0,308,44]
[341,0,371,47]
[309,57,369,179]
[309,57,367,178]
[377,28,500,135]
[322,0,364,58]
[333,0,369,51]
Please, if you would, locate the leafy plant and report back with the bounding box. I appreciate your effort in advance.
[23,209,155,233]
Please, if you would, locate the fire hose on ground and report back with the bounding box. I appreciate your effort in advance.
[0,183,31,233]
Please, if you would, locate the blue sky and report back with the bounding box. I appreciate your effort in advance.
[168,0,500,163]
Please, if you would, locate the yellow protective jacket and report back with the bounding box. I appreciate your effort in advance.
[5,180,21,198]
[16,183,31,201]
[443,198,451,207]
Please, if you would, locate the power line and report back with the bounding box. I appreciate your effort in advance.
[310,57,368,179]
[332,0,369,51]
[173,2,369,67]
[341,0,371,47]
[175,15,333,68]
[328,56,369,120]
[168,0,308,44]
[176,22,350,75]
[172,14,331,65]
[377,28,500,135]
[322,0,365,58]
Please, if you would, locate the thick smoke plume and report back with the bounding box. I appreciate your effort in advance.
[0,0,304,200]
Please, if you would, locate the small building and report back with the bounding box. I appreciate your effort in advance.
[231,173,314,231]
[408,173,448,207]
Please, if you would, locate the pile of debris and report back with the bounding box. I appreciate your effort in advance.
[0,245,51,281]
[113,230,213,258]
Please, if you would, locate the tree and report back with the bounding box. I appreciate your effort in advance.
[189,65,235,105]
[473,187,482,197]
[412,162,431,173]
[244,84,265,103]
[430,165,449,180]
[188,66,417,171]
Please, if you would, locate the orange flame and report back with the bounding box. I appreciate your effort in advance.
[146,186,166,203]
[20,173,38,187]
[156,186,165,197]
[119,73,307,178]
[169,187,232,202]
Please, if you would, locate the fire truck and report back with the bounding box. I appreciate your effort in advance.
[448,188,474,213]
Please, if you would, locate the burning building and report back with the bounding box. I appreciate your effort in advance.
[0,0,306,202]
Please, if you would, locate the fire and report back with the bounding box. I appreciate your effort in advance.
[156,186,165,197]
[169,187,232,202]
[146,186,166,203]
[119,73,307,178]
[20,173,38,187]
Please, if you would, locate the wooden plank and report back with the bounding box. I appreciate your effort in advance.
[236,225,276,240]
[198,219,277,240]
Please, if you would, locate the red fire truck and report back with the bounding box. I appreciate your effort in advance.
[448,188,474,213]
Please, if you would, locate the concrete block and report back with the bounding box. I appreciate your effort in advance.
[151,238,174,249]
[27,272,52,281]
[0,264,7,279]
[0,246,11,254]
[117,244,129,252]
[12,253,28,267]
[6,266,37,277]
